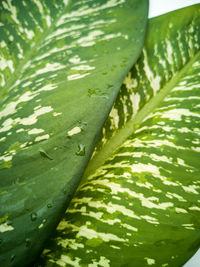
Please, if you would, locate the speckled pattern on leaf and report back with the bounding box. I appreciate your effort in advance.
[37,5,200,267]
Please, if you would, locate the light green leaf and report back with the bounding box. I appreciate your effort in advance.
[0,0,148,266]
[37,5,200,267]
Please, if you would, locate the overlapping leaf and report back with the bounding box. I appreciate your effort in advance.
[37,5,200,267]
[0,0,148,266]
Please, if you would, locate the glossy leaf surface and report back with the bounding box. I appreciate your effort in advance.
[37,5,200,267]
[0,0,148,266]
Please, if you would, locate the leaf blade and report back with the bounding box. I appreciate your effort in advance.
[37,5,200,266]
[0,0,148,266]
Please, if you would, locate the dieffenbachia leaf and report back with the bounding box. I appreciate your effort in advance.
[37,5,200,267]
[0,0,148,266]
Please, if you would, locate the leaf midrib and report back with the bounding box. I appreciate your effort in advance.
[81,51,200,182]
[1,0,72,104]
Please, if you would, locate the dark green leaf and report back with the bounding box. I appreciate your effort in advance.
[0,0,148,266]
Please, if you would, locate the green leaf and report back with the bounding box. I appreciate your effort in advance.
[37,5,200,267]
[0,0,148,266]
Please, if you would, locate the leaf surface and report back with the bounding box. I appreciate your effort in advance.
[37,5,200,267]
[0,0,148,266]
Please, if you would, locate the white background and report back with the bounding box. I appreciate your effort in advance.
[149,0,200,17]
[149,1,200,266]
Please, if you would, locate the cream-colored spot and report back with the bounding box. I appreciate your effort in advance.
[189,206,200,211]
[0,57,14,72]
[69,55,81,64]
[161,109,200,121]
[28,128,44,135]
[145,258,155,265]
[20,106,53,125]
[0,223,14,233]
[0,137,6,142]
[141,216,159,224]
[35,134,49,142]
[109,108,119,129]
[51,255,81,267]
[53,112,62,117]
[0,91,35,119]
[71,65,95,71]
[67,126,82,136]
[77,225,126,242]
[0,155,12,162]
[45,15,51,27]
[143,49,161,94]
[175,208,187,213]
[89,256,110,267]
[182,185,199,194]
[24,28,34,39]
[68,73,90,80]
[2,0,19,24]
[0,118,14,133]
[31,63,65,77]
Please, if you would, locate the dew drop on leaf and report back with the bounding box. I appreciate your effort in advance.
[87,88,95,97]
[78,120,87,126]
[39,148,53,160]
[30,212,37,221]
[13,177,20,185]
[123,56,128,62]
[10,255,15,262]
[76,144,85,156]
[25,238,31,247]
[154,240,167,246]
[6,219,13,225]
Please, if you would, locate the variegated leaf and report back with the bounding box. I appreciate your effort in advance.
[0,0,148,266]
[37,4,200,267]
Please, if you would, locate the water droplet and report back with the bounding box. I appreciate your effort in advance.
[25,238,31,247]
[6,219,13,225]
[88,88,100,97]
[76,144,85,156]
[154,240,167,246]
[79,126,84,132]
[87,88,108,99]
[47,203,52,208]
[63,188,67,194]
[77,120,86,125]
[25,198,32,211]
[123,57,128,62]
[30,212,37,221]
[10,255,15,262]
[39,148,53,160]
[14,177,20,185]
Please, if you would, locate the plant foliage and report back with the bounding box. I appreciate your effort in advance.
[0,0,148,266]
[37,4,200,267]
